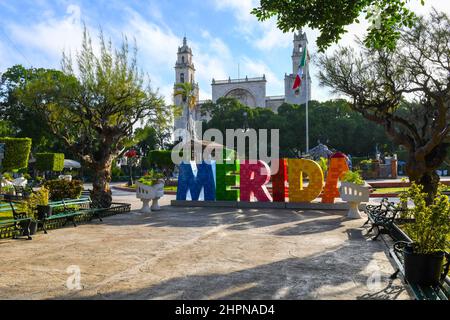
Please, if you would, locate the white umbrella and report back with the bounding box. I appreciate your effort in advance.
[64,159,81,169]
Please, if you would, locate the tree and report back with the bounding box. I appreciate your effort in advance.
[0,65,62,153]
[318,10,449,202]
[0,120,13,136]
[174,82,197,140]
[133,126,159,156]
[17,28,166,207]
[201,97,393,158]
[146,150,176,182]
[251,0,423,51]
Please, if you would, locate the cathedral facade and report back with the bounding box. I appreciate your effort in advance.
[173,31,311,132]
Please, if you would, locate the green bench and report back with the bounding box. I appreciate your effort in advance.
[364,198,403,240]
[389,241,450,300]
[39,196,107,233]
[0,202,33,240]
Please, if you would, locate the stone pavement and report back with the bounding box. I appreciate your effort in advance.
[0,192,411,300]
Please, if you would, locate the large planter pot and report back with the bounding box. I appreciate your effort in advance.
[29,220,38,235]
[339,181,370,219]
[136,181,165,214]
[403,245,447,286]
[37,205,52,220]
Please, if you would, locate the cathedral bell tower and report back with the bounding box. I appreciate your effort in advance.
[173,37,200,133]
[284,30,311,105]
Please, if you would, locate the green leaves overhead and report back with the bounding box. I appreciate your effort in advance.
[251,0,423,51]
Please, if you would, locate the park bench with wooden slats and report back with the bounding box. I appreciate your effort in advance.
[0,202,33,240]
[39,196,110,233]
[389,241,450,300]
[364,198,403,240]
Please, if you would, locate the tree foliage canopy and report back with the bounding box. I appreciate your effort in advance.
[14,27,168,206]
[318,10,449,200]
[201,97,393,158]
[251,0,423,51]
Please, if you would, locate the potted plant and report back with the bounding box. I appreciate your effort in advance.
[397,183,450,286]
[34,187,51,220]
[136,170,165,213]
[339,170,371,219]
[17,187,50,234]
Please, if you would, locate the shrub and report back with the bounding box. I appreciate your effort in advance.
[0,137,32,171]
[138,170,164,186]
[341,170,365,185]
[316,157,328,175]
[146,150,175,179]
[43,179,83,201]
[400,183,450,254]
[2,172,13,180]
[17,187,49,219]
[112,166,125,177]
[35,153,65,172]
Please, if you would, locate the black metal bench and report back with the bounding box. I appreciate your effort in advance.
[364,198,403,240]
[38,196,114,233]
[389,241,450,300]
[0,202,33,240]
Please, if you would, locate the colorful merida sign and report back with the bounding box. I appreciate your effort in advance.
[176,153,350,204]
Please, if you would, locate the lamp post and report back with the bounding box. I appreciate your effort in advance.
[125,149,138,187]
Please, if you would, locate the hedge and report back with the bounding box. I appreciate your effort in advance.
[35,153,65,172]
[0,137,32,172]
[43,179,83,201]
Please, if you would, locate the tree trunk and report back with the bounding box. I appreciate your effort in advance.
[406,159,440,205]
[90,159,113,208]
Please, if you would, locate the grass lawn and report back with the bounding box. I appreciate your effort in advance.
[372,186,450,194]
[127,184,177,192]
[372,187,408,194]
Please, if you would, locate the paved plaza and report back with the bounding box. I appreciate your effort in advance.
[0,190,411,300]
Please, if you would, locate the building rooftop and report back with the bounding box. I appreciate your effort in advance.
[212,75,266,85]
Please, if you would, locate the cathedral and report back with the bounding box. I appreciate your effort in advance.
[173,30,311,132]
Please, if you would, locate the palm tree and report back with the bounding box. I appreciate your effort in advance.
[174,82,197,141]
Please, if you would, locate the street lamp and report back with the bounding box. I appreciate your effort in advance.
[124,149,138,187]
[243,112,249,133]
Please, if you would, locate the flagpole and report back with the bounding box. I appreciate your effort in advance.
[305,66,309,154]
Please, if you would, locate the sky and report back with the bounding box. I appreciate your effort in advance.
[0,0,448,105]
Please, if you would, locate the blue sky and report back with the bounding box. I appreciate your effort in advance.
[0,0,447,105]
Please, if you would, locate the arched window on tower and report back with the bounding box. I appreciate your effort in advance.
[182,56,185,63]
[180,73,185,83]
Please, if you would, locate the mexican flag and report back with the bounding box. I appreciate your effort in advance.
[292,46,307,93]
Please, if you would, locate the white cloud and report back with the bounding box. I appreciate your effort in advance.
[213,0,292,51]
[121,9,180,68]
[254,19,292,51]
[7,4,84,63]
[213,0,258,25]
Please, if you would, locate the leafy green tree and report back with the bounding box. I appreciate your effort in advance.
[201,97,393,158]
[133,126,159,156]
[0,120,13,136]
[17,28,167,207]
[0,65,62,152]
[318,10,449,202]
[251,0,424,51]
